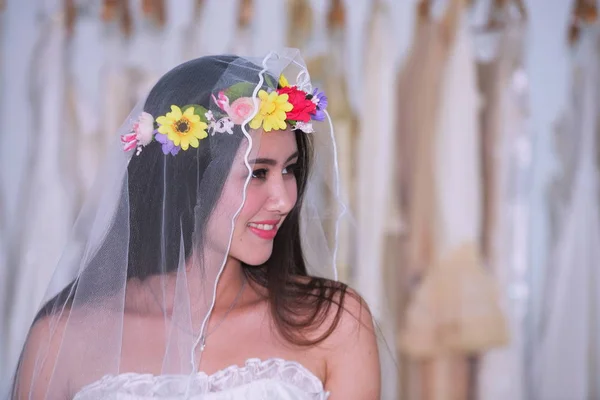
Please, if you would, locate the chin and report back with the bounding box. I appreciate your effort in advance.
[240,251,273,266]
[234,242,274,266]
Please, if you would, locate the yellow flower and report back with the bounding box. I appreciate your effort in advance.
[279,74,290,88]
[156,105,208,151]
[249,90,293,132]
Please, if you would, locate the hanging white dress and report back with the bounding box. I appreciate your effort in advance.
[0,4,42,385]
[427,2,506,367]
[194,0,241,56]
[477,20,532,400]
[0,0,39,242]
[155,0,195,70]
[302,0,328,60]
[231,0,253,57]
[354,3,398,399]
[532,25,600,400]
[0,4,7,385]
[69,0,107,199]
[340,0,370,114]
[317,7,355,285]
[434,12,482,265]
[102,22,134,162]
[251,0,287,56]
[5,6,72,389]
[355,0,396,328]
[401,11,507,400]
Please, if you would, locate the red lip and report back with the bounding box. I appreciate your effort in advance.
[248,220,280,240]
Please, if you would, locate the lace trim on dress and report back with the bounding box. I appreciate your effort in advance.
[75,358,328,397]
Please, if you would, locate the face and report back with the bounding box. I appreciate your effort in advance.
[207,129,299,266]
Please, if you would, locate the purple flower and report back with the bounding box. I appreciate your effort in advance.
[155,132,180,155]
[311,88,328,122]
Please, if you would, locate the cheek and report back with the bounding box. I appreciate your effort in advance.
[233,178,299,233]
[207,178,248,244]
[204,204,234,254]
[286,179,298,206]
[236,187,266,225]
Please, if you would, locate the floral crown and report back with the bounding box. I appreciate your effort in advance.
[122,74,328,156]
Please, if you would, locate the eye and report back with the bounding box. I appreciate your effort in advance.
[252,168,268,180]
[283,163,299,176]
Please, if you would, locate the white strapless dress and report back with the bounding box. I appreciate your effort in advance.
[73,358,330,399]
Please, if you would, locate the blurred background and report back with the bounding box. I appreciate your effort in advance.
[1,0,599,399]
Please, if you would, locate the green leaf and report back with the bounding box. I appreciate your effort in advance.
[264,74,278,90]
[224,82,255,102]
[182,104,210,123]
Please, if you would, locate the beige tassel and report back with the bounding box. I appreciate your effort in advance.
[64,0,77,37]
[400,243,509,358]
[287,0,312,49]
[101,0,132,36]
[328,0,345,28]
[238,0,253,28]
[568,0,598,46]
[102,0,119,22]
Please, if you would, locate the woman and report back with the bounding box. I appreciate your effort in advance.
[10,50,381,399]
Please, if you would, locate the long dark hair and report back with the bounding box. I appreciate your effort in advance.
[33,55,349,347]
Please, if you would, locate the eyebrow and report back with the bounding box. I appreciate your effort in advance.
[249,151,299,166]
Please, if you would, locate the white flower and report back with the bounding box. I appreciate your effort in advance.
[221,118,235,134]
[210,117,234,135]
[205,110,215,122]
[293,121,314,134]
[134,112,155,146]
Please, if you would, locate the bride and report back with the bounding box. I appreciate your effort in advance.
[10,50,381,399]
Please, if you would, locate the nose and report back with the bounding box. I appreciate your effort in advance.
[265,176,295,215]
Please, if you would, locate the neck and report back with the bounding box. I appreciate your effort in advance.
[183,250,247,311]
[212,256,246,311]
[136,253,247,319]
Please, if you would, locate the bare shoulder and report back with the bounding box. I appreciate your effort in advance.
[323,285,381,399]
[291,275,375,337]
[328,285,376,342]
[14,304,112,399]
[23,312,69,368]
[292,276,381,399]
[13,312,71,399]
[314,282,378,354]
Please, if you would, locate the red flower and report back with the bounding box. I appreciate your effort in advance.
[277,86,316,122]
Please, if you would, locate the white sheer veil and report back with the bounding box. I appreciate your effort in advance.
[7,48,395,400]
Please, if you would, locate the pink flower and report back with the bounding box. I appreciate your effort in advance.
[227,97,256,124]
[121,132,137,152]
[122,112,156,154]
[212,91,231,113]
[134,112,155,146]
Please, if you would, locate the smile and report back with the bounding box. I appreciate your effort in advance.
[248,222,276,230]
[247,220,280,240]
